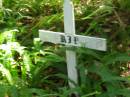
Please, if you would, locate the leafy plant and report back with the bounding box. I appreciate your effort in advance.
[77,48,130,97]
[0,0,130,97]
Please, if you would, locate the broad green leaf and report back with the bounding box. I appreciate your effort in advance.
[0,85,7,97]
[0,63,13,85]
[44,53,65,62]
[8,86,19,97]
[103,52,130,65]
[77,48,101,60]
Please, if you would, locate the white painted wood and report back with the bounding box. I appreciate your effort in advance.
[64,0,78,88]
[64,0,75,35]
[39,30,106,51]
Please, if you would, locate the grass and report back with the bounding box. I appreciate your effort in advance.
[0,0,130,97]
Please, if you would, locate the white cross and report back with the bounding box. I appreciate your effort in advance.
[39,0,106,88]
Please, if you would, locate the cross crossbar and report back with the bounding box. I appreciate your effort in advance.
[39,30,106,51]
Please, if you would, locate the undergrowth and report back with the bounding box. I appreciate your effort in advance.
[0,0,130,97]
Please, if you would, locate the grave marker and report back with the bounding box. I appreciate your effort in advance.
[39,0,106,88]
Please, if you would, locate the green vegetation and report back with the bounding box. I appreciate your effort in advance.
[0,0,130,97]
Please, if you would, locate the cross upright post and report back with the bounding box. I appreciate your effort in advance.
[64,0,78,88]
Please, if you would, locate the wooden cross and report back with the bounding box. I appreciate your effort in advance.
[39,0,106,88]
